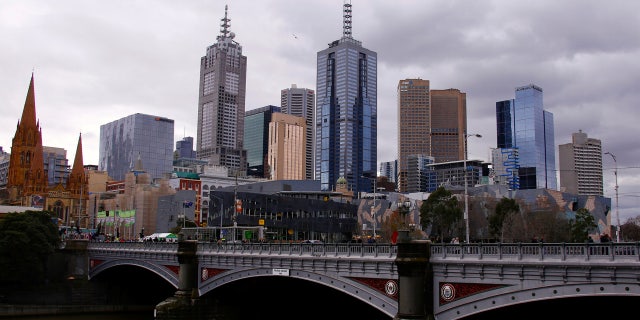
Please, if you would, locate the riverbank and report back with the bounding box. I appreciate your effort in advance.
[0,304,153,318]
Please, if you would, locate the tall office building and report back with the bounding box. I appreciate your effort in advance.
[431,89,467,163]
[397,79,467,192]
[43,146,69,186]
[397,79,430,192]
[99,113,174,181]
[379,160,397,184]
[244,105,281,178]
[197,5,247,173]
[559,130,603,195]
[268,113,306,180]
[176,137,196,159]
[316,1,377,193]
[281,84,315,180]
[495,84,556,190]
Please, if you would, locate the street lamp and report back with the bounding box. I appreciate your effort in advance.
[211,194,224,240]
[463,133,482,244]
[605,151,620,242]
[397,199,412,243]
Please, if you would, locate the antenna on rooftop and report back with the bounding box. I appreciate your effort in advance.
[343,0,352,39]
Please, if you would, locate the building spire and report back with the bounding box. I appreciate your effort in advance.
[20,73,38,129]
[342,0,352,39]
[218,4,231,40]
[70,132,85,177]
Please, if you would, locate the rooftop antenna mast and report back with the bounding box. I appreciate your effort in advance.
[343,0,352,39]
[218,5,231,40]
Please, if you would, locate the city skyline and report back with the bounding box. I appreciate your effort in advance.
[1,1,638,221]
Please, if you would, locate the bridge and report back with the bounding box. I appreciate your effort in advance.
[78,240,640,319]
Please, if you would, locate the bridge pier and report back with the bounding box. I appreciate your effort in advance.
[155,239,202,319]
[394,236,432,320]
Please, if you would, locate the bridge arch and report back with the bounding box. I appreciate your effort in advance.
[89,259,179,289]
[199,267,397,318]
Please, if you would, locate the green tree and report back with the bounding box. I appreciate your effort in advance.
[489,197,520,242]
[0,210,60,285]
[569,208,597,242]
[419,186,462,242]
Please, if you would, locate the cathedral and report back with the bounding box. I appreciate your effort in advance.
[6,74,89,228]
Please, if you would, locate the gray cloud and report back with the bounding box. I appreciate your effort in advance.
[1,0,638,222]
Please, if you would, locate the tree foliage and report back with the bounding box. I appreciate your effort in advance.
[621,217,640,242]
[569,208,597,242]
[489,197,520,242]
[0,210,60,285]
[419,186,462,242]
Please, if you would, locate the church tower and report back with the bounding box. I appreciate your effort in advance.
[65,133,88,227]
[7,74,47,206]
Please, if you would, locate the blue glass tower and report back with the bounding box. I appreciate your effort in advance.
[316,1,377,193]
[495,84,556,190]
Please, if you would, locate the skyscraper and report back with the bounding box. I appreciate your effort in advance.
[316,1,377,193]
[99,113,174,181]
[495,84,557,190]
[430,89,467,163]
[244,105,280,178]
[175,137,196,159]
[397,79,467,192]
[559,130,603,195]
[197,5,247,174]
[268,112,306,180]
[397,79,430,192]
[281,84,315,180]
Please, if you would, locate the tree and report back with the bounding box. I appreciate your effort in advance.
[489,197,520,242]
[419,186,462,242]
[620,217,640,241]
[569,208,597,242]
[0,210,60,285]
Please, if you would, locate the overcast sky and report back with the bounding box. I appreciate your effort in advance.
[1,0,639,222]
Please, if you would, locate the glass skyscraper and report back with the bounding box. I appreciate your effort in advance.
[99,113,174,181]
[316,1,377,193]
[244,105,280,178]
[197,5,247,173]
[495,84,557,190]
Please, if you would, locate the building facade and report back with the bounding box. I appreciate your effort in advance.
[244,105,280,178]
[196,5,247,173]
[430,89,467,163]
[397,79,467,192]
[558,130,603,195]
[379,160,398,184]
[99,113,174,181]
[43,146,69,186]
[268,112,306,180]
[281,84,315,180]
[496,84,557,190]
[316,2,377,193]
[175,136,196,159]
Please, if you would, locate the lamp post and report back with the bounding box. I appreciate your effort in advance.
[605,151,620,242]
[397,199,412,243]
[211,194,224,240]
[463,133,482,244]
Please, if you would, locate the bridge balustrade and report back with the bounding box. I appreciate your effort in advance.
[196,242,397,258]
[431,242,640,263]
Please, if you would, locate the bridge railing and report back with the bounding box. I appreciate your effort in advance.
[86,241,397,259]
[197,242,397,258]
[430,242,640,262]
